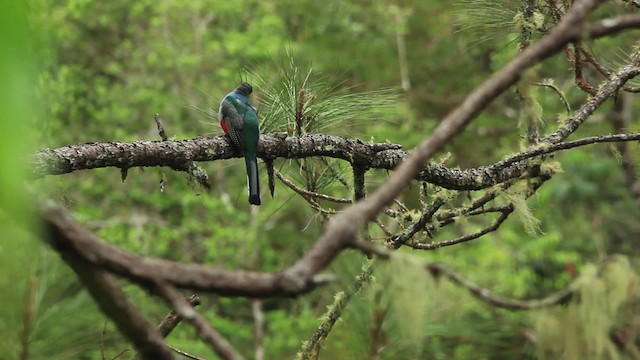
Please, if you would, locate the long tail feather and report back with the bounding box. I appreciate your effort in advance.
[245,156,261,205]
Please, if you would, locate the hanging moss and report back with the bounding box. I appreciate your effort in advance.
[530,256,640,360]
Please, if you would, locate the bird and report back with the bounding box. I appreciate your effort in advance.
[219,83,261,205]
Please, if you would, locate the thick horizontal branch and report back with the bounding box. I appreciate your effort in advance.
[31,130,640,191]
[31,134,401,178]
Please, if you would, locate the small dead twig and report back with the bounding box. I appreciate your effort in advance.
[155,113,168,141]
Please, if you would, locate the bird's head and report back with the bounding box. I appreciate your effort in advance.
[234,83,253,97]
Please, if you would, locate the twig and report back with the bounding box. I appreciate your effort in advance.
[411,206,513,250]
[386,199,444,249]
[534,81,571,113]
[155,113,168,141]
[417,173,551,250]
[155,113,210,190]
[298,264,375,360]
[353,165,367,201]
[157,294,201,337]
[570,41,597,95]
[156,284,244,360]
[508,133,640,166]
[166,345,205,360]
[545,50,640,143]
[265,158,276,197]
[426,263,574,310]
[275,169,351,203]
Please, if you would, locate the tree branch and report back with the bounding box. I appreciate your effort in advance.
[299,264,375,360]
[156,284,244,360]
[40,197,353,297]
[157,294,201,338]
[42,199,174,359]
[426,263,574,310]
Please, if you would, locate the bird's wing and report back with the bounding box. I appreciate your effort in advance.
[219,97,245,149]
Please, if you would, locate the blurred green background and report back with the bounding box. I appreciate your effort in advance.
[2,0,640,359]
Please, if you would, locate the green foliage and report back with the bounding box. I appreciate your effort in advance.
[455,0,520,47]
[531,256,639,359]
[248,50,400,135]
[13,0,640,359]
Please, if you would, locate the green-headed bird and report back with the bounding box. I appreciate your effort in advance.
[219,83,261,205]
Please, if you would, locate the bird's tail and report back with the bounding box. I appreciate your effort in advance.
[245,156,261,205]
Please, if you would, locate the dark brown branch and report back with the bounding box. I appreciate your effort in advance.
[157,294,201,338]
[571,42,597,95]
[545,51,640,143]
[156,284,244,360]
[387,199,444,249]
[411,206,513,250]
[156,295,205,360]
[426,263,573,310]
[41,197,350,297]
[42,200,175,359]
[353,165,367,201]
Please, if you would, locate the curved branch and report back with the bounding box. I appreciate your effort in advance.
[44,217,174,360]
[41,198,353,297]
[411,207,513,250]
[426,263,574,310]
[156,284,244,360]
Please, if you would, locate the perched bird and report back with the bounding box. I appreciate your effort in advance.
[219,83,261,205]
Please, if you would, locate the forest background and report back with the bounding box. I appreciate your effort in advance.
[3,0,640,359]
